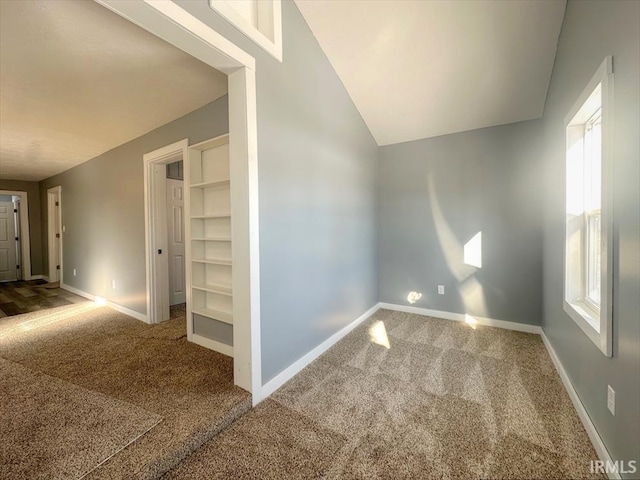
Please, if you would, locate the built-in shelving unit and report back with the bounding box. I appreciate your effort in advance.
[185,134,233,355]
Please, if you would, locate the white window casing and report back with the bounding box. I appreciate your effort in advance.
[563,56,614,357]
[209,0,282,62]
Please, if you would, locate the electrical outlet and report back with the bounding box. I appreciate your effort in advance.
[73,269,76,277]
[62,225,66,233]
[607,385,615,415]
[438,285,445,295]
[111,280,116,290]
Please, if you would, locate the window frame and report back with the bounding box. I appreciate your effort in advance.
[563,56,614,357]
[209,0,282,62]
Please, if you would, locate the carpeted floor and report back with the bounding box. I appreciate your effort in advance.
[0,302,251,479]
[0,279,86,317]
[0,358,162,480]
[165,309,603,480]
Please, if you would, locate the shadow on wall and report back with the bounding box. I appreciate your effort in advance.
[426,172,490,317]
[378,122,543,326]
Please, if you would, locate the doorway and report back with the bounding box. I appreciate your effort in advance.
[108,0,262,400]
[0,190,31,281]
[144,140,188,324]
[47,187,62,283]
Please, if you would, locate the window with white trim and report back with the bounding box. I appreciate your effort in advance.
[209,0,282,61]
[564,56,613,356]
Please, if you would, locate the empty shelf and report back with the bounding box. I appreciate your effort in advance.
[191,258,232,266]
[191,179,230,188]
[192,307,233,325]
[192,283,232,296]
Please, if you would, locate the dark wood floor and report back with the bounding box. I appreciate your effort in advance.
[0,280,86,318]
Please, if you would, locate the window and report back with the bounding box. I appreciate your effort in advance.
[564,57,613,356]
[209,0,282,61]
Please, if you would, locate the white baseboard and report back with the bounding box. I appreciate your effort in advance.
[261,303,380,399]
[60,283,149,324]
[191,333,234,358]
[378,302,542,334]
[540,330,619,479]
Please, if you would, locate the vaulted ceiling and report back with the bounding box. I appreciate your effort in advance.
[295,0,566,145]
[0,0,227,182]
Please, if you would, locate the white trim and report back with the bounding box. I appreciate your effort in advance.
[0,189,32,280]
[540,330,619,480]
[28,275,47,281]
[228,67,262,402]
[60,283,149,323]
[261,303,380,399]
[143,139,189,325]
[96,0,255,72]
[563,55,614,357]
[96,0,262,399]
[208,0,282,61]
[378,303,542,334]
[191,333,234,357]
[46,187,63,284]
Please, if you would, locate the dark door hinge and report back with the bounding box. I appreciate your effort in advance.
[55,201,59,206]
[14,209,17,213]
[56,233,60,238]
[16,265,20,269]
[56,265,60,270]
[15,237,19,241]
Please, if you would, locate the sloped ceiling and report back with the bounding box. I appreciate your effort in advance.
[295,0,566,145]
[0,0,228,181]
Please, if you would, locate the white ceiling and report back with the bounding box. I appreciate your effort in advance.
[295,0,566,146]
[0,0,228,182]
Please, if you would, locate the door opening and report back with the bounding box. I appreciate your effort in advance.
[0,197,18,282]
[166,162,187,309]
[47,187,62,283]
[0,190,32,281]
[144,140,188,324]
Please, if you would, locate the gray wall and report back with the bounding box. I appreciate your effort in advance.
[177,0,379,383]
[39,97,229,313]
[378,120,544,325]
[0,179,43,276]
[540,0,640,471]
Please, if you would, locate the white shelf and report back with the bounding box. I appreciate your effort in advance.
[192,258,232,266]
[193,282,232,296]
[187,134,234,354]
[192,307,233,325]
[191,214,231,219]
[191,237,231,242]
[191,179,230,189]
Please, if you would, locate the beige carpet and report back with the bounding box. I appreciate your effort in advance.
[166,309,604,479]
[0,303,251,479]
[0,358,162,480]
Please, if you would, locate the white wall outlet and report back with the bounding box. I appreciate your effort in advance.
[111,280,116,290]
[438,285,445,295]
[73,269,76,276]
[607,385,615,415]
[62,225,66,233]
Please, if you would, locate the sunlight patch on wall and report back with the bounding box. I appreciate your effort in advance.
[464,231,482,268]
[369,320,390,349]
[407,291,422,304]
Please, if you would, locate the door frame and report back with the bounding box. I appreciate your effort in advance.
[143,139,188,325]
[0,189,31,280]
[98,0,262,402]
[47,186,63,283]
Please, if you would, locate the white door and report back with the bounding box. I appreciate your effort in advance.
[48,189,61,282]
[166,178,186,306]
[0,202,18,282]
